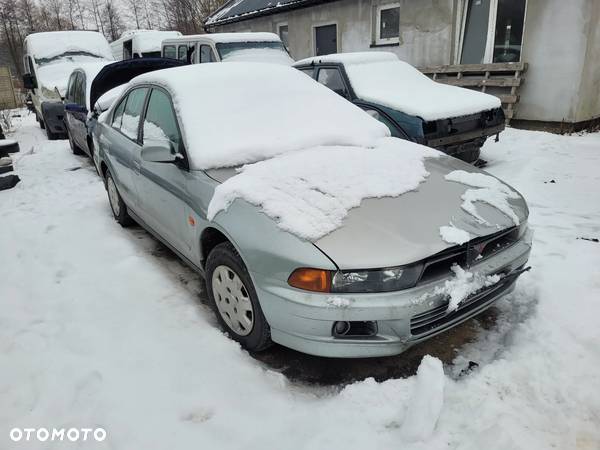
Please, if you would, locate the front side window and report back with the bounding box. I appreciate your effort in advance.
[120,88,149,140]
[75,73,85,106]
[376,4,400,44]
[299,67,315,78]
[112,96,127,129]
[199,45,216,63]
[177,45,188,61]
[460,0,526,64]
[163,45,176,59]
[317,68,348,98]
[66,73,77,102]
[142,89,182,152]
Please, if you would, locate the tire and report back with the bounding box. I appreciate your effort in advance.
[67,128,84,155]
[105,170,134,227]
[206,242,272,352]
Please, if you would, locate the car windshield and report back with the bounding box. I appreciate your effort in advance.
[35,51,107,67]
[216,41,291,64]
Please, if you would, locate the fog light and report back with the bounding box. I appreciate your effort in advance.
[333,321,351,336]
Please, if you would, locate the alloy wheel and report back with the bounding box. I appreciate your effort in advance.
[211,265,254,336]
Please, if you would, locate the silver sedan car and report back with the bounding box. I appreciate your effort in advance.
[94,63,532,358]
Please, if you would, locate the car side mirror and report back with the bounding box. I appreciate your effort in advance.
[65,103,87,114]
[141,142,183,164]
[22,73,37,90]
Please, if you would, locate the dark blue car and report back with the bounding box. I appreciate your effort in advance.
[64,58,186,159]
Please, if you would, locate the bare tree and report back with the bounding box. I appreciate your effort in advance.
[102,0,123,41]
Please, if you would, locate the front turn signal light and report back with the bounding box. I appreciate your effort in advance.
[288,268,332,293]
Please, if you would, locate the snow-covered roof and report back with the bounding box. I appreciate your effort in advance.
[205,0,330,27]
[295,52,502,121]
[112,30,183,53]
[126,62,390,170]
[25,31,113,61]
[163,32,282,44]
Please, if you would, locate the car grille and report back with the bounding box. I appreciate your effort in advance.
[418,226,519,285]
[410,267,524,337]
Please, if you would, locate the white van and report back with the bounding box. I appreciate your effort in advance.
[22,31,113,140]
[161,33,293,65]
[110,30,182,61]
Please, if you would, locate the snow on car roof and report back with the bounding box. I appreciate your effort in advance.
[128,62,391,170]
[25,31,113,61]
[295,52,502,121]
[163,32,282,44]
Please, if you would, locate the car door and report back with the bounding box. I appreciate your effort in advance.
[103,87,149,209]
[73,72,88,150]
[64,72,78,139]
[316,66,351,99]
[136,87,194,259]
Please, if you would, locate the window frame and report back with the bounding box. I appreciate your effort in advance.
[457,0,528,64]
[375,3,400,45]
[140,86,189,169]
[177,44,188,61]
[277,23,289,51]
[199,44,217,63]
[316,66,351,100]
[110,87,150,145]
[163,45,177,59]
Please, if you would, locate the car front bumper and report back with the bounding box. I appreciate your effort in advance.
[253,229,532,358]
[41,101,67,135]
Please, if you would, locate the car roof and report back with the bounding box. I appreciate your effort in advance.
[162,32,281,45]
[294,52,398,67]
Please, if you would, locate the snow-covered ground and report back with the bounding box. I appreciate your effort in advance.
[1,112,599,449]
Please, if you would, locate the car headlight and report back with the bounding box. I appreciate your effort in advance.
[331,265,423,293]
[288,264,423,293]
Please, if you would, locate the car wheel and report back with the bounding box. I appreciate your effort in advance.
[45,123,57,140]
[206,242,272,352]
[105,170,133,227]
[67,128,84,155]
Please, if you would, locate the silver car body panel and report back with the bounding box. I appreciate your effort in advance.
[95,80,531,358]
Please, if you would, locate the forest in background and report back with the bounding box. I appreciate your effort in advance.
[0,0,227,77]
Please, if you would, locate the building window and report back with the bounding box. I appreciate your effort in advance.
[375,3,400,44]
[278,24,289,51]
[460,0,527,64]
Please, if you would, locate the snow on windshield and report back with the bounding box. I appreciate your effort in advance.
[129,63,390,170]
[36,56,111,97]
[336,53,501,121]
[27,31,112,63]
[208,139,441,241]
[217,42,293,65]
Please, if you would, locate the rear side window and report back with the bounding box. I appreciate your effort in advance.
[177,45,188,61]
[142,89,182,151]
[66,73,77,102]
[163,45,176,59]
[121,88,148,140]
[199,45,216,63]
[317,68,349,98]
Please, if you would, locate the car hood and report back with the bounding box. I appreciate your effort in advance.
[89,58,186,110]
[206,156,528,270]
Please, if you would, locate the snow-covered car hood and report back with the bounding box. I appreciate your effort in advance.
[313,157,527,269]
[207,152,527,270]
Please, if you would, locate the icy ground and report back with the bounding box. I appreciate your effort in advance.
[1,112,600,449]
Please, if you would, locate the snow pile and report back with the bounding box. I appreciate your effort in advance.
[2,116,600,450]
[400,356,445,442]
[439,223,470,245]
[298,52,501,121]
[296,51,397,66]
[431,265,501,312]
[207,139,440,240]
[26,31,113,62]
[129,63,390,169]
[445,170,521,225]
[208,32,283,43]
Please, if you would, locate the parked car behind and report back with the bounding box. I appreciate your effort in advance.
[94,62,531,358]
[294,52,505,163]
[22,31,114,140]
[110,30,182,60]
[64,58,186,159]
[161,32,293,65]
